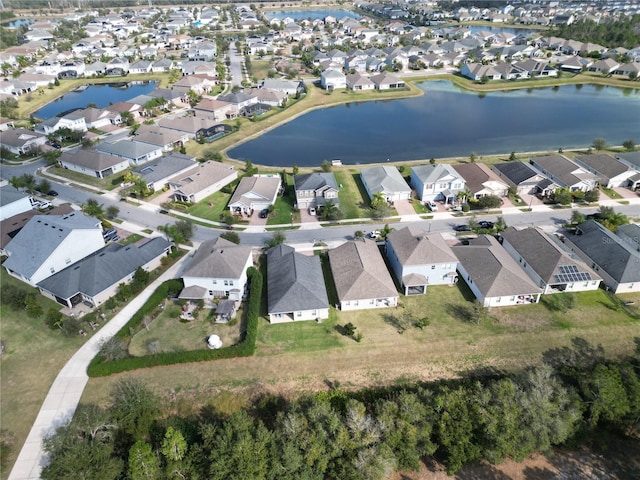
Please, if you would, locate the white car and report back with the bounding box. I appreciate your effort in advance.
[368,230,381,239]
[308,207,316,216]
[426,201,438,211]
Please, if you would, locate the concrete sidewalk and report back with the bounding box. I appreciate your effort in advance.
[8,256,189,480]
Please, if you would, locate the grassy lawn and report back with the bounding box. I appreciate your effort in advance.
[412,198,429,214]
[600,185,623,199]
[128,303,242,356]
[44,165,123,192]
[334,170,370,219]
[250,59,272,80]
[266,195,298,225]
[80,284,640,411]
[185,190,231,222]
[0,270,89,479]
[118,233,144,246]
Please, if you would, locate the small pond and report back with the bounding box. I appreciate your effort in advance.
[34,81,158,119]
[265,9,360,21]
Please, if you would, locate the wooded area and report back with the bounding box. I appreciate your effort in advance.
[41,338,640,480]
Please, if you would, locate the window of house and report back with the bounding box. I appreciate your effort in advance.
[50,267,55,274]
[224,280,229,286]
[311,310,316,316]
[496,297,501,303]
[296,311,302,317]
[510,296,515,301]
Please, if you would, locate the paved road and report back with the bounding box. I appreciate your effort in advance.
[228,42,245,87]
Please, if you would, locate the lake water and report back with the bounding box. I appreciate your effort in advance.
[266,9,360,21]
[4,18,33,29]
[34,81,157,119]
[228,81,640,167]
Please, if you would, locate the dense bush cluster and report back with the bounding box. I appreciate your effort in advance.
[45,339,639,479]
[87,267,262,377]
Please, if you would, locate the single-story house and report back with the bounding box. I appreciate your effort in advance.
[410,164,465,203]
[293,172,339,210]
[369,71,406,89]
[452,235,542,307]
[37,237,172,309]
[3,212,105,286]
[96,137,164,166]
[168,161,237,204]
[346,73,375,91]
[562,220,640,293]
[572,153,640,190]
[267,243,330,323]
[360,166,411,202]
[529,154,598,193]
[58,148,130,179]
[328,238,398,311]
[0,128,48,155]
[228,175,282,215]
[133,125,188,152]
[492,161,549,195]
[181,237,253,301]
[453,163,509,199]
[133,152,197,191]
[500,227,601,294]
[385,227,458,295]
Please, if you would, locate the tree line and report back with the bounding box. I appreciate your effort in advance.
[550,15,640,50]
[41,338,640,479]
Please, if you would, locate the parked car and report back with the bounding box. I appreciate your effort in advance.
[48,190,59,196]
[37,201,52,209]
[478,220,495,229]
[308,207,317,216]
[50,143,62,149]
[102,227,117,238]
[453,224,471,232]
[259,209,269,219]
[426,200,438,211]
[368,230,381,239]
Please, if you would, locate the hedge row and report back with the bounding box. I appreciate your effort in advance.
[87,267,263,377]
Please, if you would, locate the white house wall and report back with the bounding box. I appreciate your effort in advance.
[269,307,329,323]
[340,296,398,311]
[0,196,33,221]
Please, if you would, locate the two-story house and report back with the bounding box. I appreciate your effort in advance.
[293,172,339,211]
[410,164,465,204]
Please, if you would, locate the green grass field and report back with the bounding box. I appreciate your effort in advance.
[186,190,231,222]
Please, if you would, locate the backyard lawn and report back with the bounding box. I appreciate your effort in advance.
[186,190,231,222]
[128,302,242,356]
[81,285,640,411]
[334,170,369,219]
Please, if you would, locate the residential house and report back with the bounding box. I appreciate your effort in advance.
[529,154,598,193]
[259,78,305,96]
[614,62,640,78]
[34,113,87,135]
[158,115,221,140]
[410,164,465,203]
[572,153,640,190]
[0,185,33,221]
[3,212,105,286]
[452,235,542,307]
[216,91,259,117]
[267,244,330,323]
[228,175,282,215]
[385,227,458,295]
[293,172,339,210]
[369,71,406,90]
[562,220,640,293]
[37,237,171,309]
[360,166,411,202]
[0,128,48,155]
[460,63,502,81]
[181,237,253,301]
[133,125,188,152]
[453,163,508,199]
[97,137,163,166]
[193,97,233,122]
[513,58,558,77]
[492,161,551,195]
[72,107,122,130]
[500,227,601,294]
[346,73,375,91]
[587,58,619,74]
[152,58,175,72]
[134,152,197,191]
[321,69,347,90]
[243,87,286,107]
[168,161,237,203]
[59,148,130,179]
[129,60,153,74]
[328,238,399,311]
[173,74,217,96]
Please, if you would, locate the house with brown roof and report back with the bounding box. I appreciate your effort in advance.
[452,235,542,307]
[133,125,188,152]
[168,161,237,203]
[328,238,398,311]
[181,237,253,301]
[193,96,233,122]
[500,227,601,294]
[228,175,282,215]
[385,227,458,295]
[453,163,509,199]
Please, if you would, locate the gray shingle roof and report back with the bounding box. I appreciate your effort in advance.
[97,138,161,159]
[412,164,461,184]
[37,237,171,299]
[0,184,30,206]
[267,244,329,314]
[328,238,397,301]
[134,153,196,184]
[183,237,252,279]
[293,172,338,192]
[59,149,127,172]
[228,175,281,207]
[569,221,640,284]
[360,166,410,196]
[386,227,457,266]
[3,213,102,279]
[500,227,600,284]
[452,235,542,298]
[530,154,596,187]
[493,161,540,185]
[573,153,629,180]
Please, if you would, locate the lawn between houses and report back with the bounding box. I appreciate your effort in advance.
[79,283,640,415]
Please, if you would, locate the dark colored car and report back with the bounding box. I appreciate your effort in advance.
[51,143,62,149]
[453,224,471,232]
[259,209,269,219]
[478,221,495,229]
[103,227,117,238]
[48,190,59,196]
